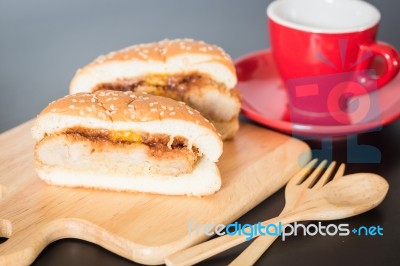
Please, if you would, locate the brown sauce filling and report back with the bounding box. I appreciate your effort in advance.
[93,73,227,101]
[63,127,199,154]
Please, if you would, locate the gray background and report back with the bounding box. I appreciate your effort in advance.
[1,0,399,132]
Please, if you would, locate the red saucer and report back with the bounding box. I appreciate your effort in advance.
[235,49,400,137]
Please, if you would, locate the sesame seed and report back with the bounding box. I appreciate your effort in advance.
[160,111,165,116]
[129,94,136,98]
[79,99,85,103]
[130,114,136,119]
[98,103,103,107]
[149,103,154,107]
[113,97,118,100]
[95,55,106,62]
[91,98,96,103]
[51,108,57,112]
[170,112,176,116]
[68,105,75,109]
[161,105,167,110]
[204,118,209,122]
[168,107,174,111]
[86,107,93,112]
[188,110,194,115]
[195,120,200,124]
[150,108,157,112]
[79,110,85,116]
[72,99,77,102]
[110,104,115,110]
[128,104,135,109]
[143,97,150,100]
[106,98,112,102]
[105,110,112,116]
[178,101,185,105]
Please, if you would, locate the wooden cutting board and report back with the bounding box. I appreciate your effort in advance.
[0,120,310,265]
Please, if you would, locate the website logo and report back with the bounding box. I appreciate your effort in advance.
[188,219,384,241]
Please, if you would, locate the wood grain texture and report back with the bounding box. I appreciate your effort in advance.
[0,120,310,265]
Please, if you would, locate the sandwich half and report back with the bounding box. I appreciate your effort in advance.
[32,90,223,196]
[69,39,241,140]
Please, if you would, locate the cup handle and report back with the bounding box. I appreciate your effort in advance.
[360,41,400,88]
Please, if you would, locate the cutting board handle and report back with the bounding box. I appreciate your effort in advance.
[0,218,160,265]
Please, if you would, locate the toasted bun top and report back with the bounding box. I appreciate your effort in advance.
[32,90,223,162]
[70,38,237,94]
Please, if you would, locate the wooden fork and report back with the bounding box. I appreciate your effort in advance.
[228,159,345,266]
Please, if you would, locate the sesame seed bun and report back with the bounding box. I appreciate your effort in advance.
[32,91,223,196]
[69,39,237,94]
[68,39,240,140]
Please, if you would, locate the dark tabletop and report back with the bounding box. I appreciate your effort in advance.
[1,1,400,265]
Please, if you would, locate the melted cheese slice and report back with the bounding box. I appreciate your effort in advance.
[110,131,142,142]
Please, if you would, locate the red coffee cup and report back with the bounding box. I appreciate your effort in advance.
[267,0,399,126]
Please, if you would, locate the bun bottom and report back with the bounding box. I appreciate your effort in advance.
[35,156,221,196]
[211,117,239,140]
